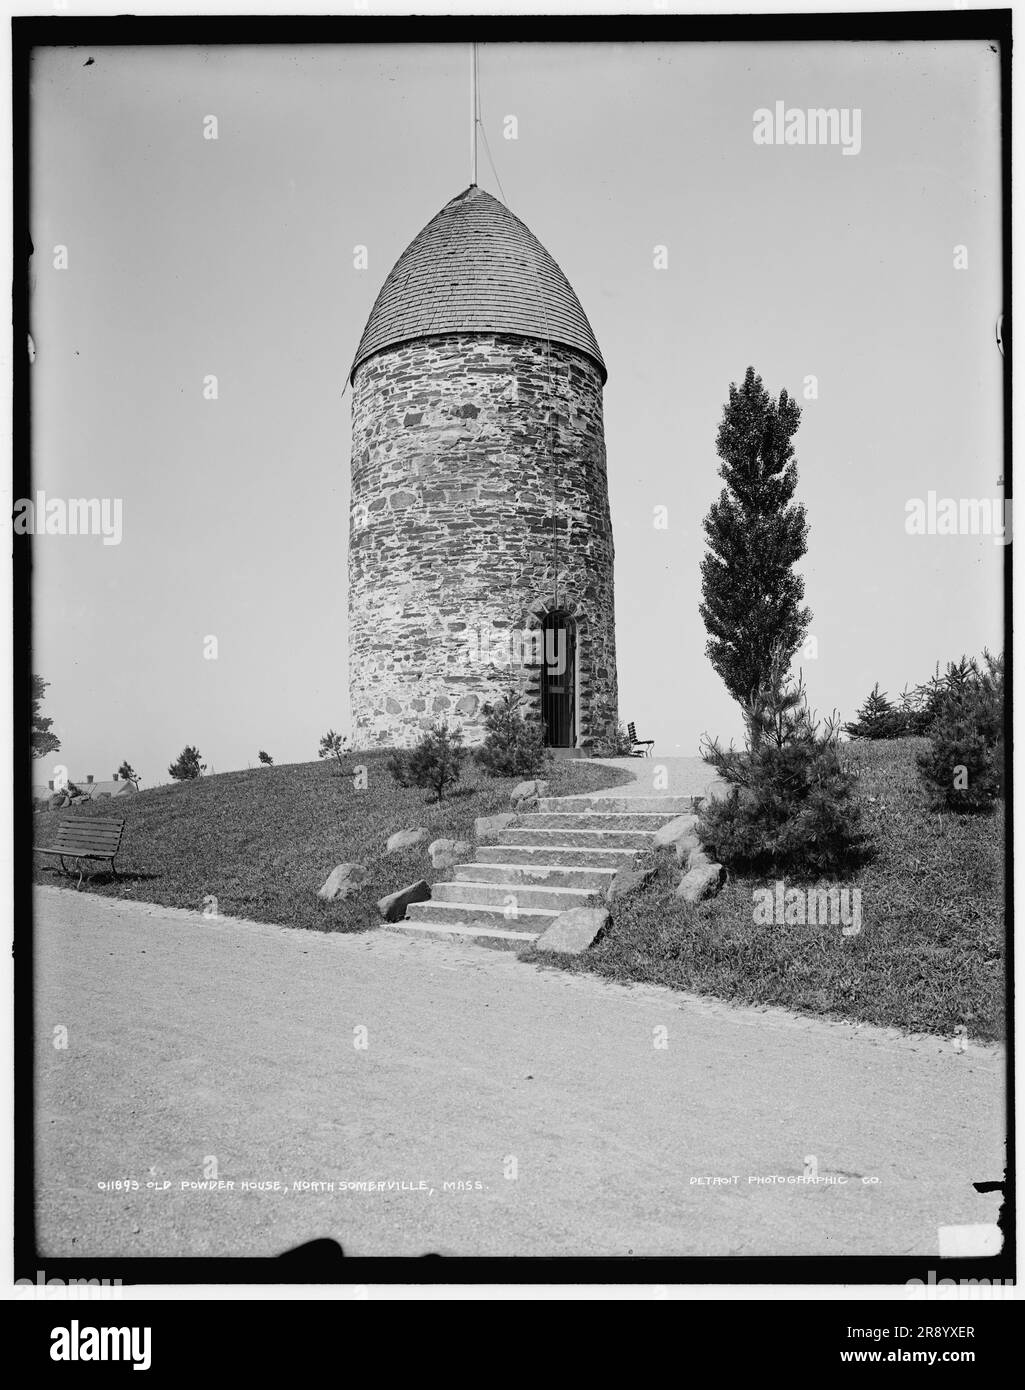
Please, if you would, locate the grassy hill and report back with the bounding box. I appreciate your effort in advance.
[34,739,1005,1040]
[530,738,1006,1041]
[33,753,633,933]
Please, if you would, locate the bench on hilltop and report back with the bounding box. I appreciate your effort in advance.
[35,816,125,890]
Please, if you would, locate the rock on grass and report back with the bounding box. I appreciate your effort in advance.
[428,838,471,868]
[535,906,610,955]
[676,863,727,903]
[385,828,428,854]
[377,879,431,923]
[317,863,368,902]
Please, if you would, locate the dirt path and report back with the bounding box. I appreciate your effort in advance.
[586,755,713,799]
[34,887,1004,1259]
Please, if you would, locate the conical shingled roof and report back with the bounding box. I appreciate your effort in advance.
[349,185,606,383]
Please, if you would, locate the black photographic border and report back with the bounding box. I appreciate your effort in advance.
[11,8,1014,1294]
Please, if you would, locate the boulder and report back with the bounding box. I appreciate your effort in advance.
[385,827,428,854]
[606,864,655,903]
[428,838,471,869]
[654,814,703,864]
[685,846,713,872]
[474,812,517,840]
[676,863,727,904]
[535,906,610,955]
[377,879,431,923]
[700,778,731,806]
[510,779,549,807]
[653,814,700,849]
[674,836,702,865]
[317,863,368,902]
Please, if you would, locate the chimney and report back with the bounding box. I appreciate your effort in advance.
[86,774,93,784]
[48,780,54,791]
[112,773,118,781]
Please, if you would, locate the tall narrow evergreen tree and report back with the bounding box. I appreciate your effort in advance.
[699,367,811,708]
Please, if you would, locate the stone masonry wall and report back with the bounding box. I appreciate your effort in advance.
[349,332,618,749]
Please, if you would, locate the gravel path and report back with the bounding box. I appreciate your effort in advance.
[34,886,1004,1260]
[584,756,714,800]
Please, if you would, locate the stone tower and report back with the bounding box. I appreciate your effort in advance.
[348,184,618,751]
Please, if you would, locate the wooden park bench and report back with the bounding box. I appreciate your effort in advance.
[35,816,125,889]
[627,721,655,757]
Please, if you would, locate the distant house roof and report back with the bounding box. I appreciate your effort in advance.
[349,184,606,384]
[76,780,138,800]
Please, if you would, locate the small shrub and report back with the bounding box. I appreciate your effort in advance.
[917,651,1003,812]
[258,750,273,766]
[844,683,907,740]
[168,745,205,781]
[474,691,551,778]
[388,721,467,803]
[898,678,939,736]
[590,721,635,758]
[699,653,865,877]
[318,729,350,771]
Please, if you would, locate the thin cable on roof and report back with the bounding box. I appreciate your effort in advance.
[472,65,556,608]
[470,41,559,619]
[475,77,508,208]
[474,50,559,608]
[470,41,479,186]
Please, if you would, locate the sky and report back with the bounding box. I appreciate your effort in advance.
[28,38,1004,788]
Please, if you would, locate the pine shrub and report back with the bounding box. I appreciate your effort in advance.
[387,721,467,802]
[474,692,551,778]
[917,651,1003,812]
[698,653,865,876]
[168,745,205,781]
[844,683,907,740]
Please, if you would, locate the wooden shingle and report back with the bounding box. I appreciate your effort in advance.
[349,185,606,384]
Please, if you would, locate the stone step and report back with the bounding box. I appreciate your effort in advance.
[455,862,618,890]
[404,899,556,931]
[476,844,643,869]
[497,826,657,850]
[433,880,600,912]
[387,919,540,950]
[520,811,678,831]
[538,795,698,815]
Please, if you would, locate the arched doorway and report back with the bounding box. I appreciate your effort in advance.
[540,612,576,748]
